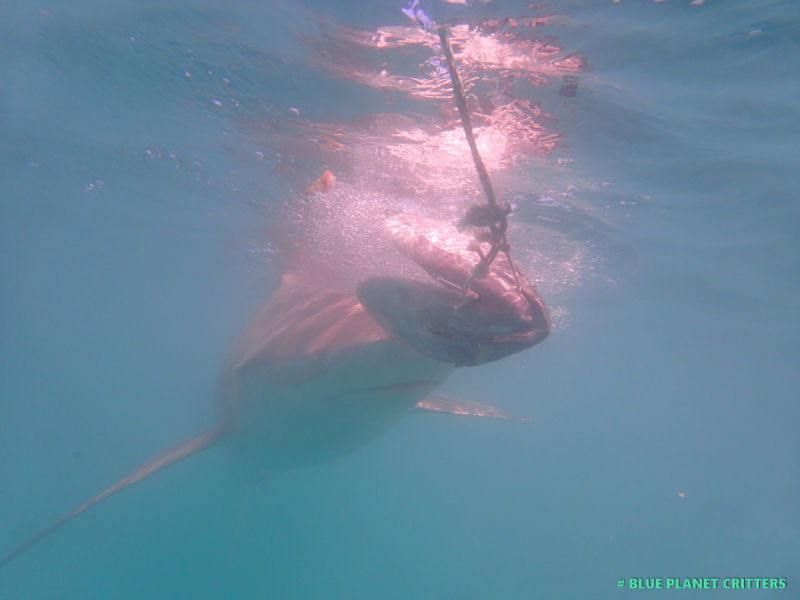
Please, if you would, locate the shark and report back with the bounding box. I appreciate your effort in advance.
[0,213,550,569]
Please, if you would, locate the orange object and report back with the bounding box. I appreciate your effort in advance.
[678,492,685,497]
[304,170,336,195]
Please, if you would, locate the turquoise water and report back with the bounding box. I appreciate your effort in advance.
[1,1,798,598]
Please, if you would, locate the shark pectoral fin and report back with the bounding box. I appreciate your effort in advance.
[226,471,270,570]
[0,421,229,570]
[415,394,532,422]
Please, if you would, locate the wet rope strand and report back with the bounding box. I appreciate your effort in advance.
[437,25,520,291]
[437,25,497,211]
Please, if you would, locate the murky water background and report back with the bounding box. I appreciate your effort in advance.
[1,1,798,598]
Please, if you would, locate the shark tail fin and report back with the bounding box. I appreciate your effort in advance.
[0,422,229,570]
[415,395,533,422]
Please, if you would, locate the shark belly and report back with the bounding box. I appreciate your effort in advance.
[227,337,455,470]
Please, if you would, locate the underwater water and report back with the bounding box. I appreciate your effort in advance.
[1,0,798,598]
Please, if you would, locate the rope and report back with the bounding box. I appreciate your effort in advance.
[437,25,521,292]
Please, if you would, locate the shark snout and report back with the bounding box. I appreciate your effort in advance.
[356,276,548,367]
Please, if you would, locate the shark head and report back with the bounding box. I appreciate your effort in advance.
[357,214,550,367]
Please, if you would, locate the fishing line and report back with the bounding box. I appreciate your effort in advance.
[437,25,521,293]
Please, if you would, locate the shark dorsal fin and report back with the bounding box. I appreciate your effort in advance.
[0,422,229,569]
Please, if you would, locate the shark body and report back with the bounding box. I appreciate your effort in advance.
[0,214,550,569]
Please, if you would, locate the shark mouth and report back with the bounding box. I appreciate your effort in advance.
[357,214,550,367]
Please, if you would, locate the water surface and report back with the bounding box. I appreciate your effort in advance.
[1,1,798,598]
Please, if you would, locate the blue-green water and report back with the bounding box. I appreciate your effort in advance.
[1,1,798,598]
